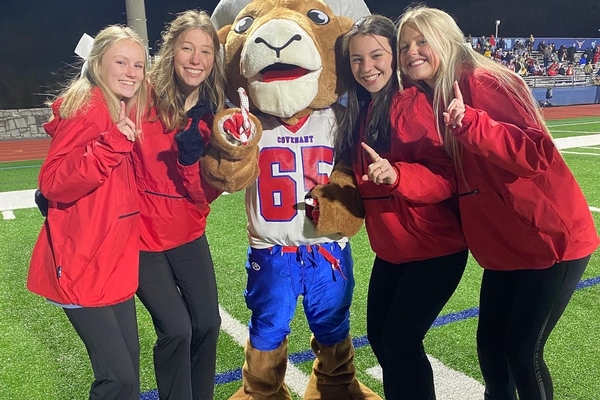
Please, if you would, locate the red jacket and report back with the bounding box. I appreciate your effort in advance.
[28,88,140,307]
[354,87,467,264]
[133,100,221,252]
[454,69,599,270]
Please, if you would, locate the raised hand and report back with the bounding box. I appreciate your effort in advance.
[361,142,397,185]
[443,81,466,129]
[116,101,138,141]
[222,88,253,146]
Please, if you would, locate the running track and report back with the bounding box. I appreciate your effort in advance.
[0,104,599,163]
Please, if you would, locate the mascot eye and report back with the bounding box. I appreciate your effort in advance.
[234,16,254,33]
[307,9,330,25]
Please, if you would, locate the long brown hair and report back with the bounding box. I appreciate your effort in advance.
[334,14,398,165]
[148,9,226,130]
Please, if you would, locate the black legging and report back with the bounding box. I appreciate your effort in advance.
[477,256,590,400]
[367,250,468,400]
[64,298,140,400]
[136,234,221,400]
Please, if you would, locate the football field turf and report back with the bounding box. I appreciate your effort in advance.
[0,116,599,399]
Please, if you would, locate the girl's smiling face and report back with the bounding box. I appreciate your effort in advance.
[349,33,394,99]
[398,23,440,88]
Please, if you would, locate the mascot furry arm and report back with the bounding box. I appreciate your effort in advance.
[307,162,365,237]
[201,93,263,193]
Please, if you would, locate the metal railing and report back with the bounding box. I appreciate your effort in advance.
[523,74,594,88]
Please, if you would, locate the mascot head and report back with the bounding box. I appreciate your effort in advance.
[217,0,353,122]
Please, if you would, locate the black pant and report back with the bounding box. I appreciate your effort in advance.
[64,297,139,400]
[367,250,468,400]
[477,256,590,400]
[136,235,221,400]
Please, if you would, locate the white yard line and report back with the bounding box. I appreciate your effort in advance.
[220,301,487,399]
[552,130,599,134]
[547,121,599,128]
[590,206,600,213]
[1,210,15,220]
[367,358,485,400]
[0,189,36,219]
[561,151,600,156]
[219,305,310,397]
[554,134,600,149]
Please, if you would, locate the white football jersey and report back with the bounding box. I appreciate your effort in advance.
[245,109,346,248]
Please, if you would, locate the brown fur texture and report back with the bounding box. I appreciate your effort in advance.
[229,339,293,400]
[309,163,365,237]
[203,0,354,192]
[304,335,381,399]
[200,108,262,193]
[217,0,353,117]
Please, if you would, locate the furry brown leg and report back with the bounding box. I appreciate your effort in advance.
[229,338,293,400]
[303,335,382,400]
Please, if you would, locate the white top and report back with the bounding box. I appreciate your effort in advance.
[245,108,346,248]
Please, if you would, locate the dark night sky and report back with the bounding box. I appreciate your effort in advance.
[1,0,599,108]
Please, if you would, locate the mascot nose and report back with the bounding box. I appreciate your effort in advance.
[254,34,302,57]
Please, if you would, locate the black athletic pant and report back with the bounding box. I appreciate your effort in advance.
[64,297,140,400]
[477,256,590,400]
[367,250,468,400]
[136,234,221,400]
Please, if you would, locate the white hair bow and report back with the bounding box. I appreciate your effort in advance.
[74,33,94,78]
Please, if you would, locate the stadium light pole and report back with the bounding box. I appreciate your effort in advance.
[495,20,501,38]
[125,0,149,52]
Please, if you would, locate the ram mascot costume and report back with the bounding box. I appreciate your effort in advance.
[203,0,379,398]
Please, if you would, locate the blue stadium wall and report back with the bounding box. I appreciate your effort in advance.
[532,86,600,106]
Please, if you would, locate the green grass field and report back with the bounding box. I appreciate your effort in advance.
[0,117,599,399]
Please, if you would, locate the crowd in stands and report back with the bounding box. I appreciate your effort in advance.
[468,34,600,84]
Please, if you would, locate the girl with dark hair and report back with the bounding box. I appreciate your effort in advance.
[335,14,468,399]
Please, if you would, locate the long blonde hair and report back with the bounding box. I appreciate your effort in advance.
[148,9,226,130]
[54,25,149,127]
[396,5,548,162]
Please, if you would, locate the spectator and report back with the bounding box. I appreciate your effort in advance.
[525,34,534,53]
[566,64,574,75]
[567,43,576,63]
[580,53,588,69]
[543,44,552,70]
[537,40,547,53]
[593,46,600,65]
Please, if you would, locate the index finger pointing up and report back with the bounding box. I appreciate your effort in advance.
[361,142,381,162]
[119,101,127,121]
[453,80,463,102]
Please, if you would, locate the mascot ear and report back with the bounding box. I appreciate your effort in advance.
[218,25,231,44]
